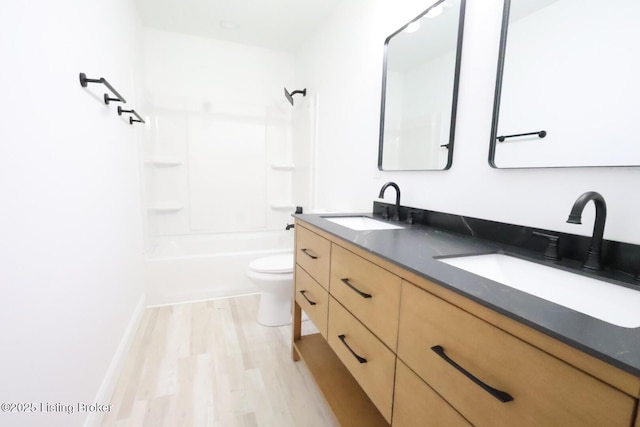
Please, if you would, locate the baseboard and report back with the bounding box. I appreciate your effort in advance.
[145,285,259,307]
[147,290,259,308]
[83,295,146,427]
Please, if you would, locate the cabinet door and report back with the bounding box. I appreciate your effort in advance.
[393,360,471,427]
[295,225,331,289]
[328,297,396,423]
[295,265,329,338]
[397,281,636,427]
[330,244,401,350]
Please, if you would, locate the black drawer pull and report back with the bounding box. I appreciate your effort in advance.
[299,290,317,306]
[338,334,367,363]
[431,345,514,403]
[300,248,318,259]
[340,278,372,299]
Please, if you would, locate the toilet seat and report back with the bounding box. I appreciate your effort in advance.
[248,254,293,274]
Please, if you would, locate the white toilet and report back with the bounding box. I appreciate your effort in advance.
[247,253,294,326]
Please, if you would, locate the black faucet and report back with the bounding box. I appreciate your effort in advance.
[378,182,401,221]
[566,191,607,270]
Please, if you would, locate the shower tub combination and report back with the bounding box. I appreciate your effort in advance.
[144,231,293,306]
[141,92,317,308]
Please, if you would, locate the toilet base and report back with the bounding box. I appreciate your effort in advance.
[256,294,310,327]
[257,292,292,327]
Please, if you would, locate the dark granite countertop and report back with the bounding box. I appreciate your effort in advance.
[294,212,640,378]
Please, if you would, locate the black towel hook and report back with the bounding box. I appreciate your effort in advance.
[79,73,126,104]
[117,106,146,125]
[104,94,125,105]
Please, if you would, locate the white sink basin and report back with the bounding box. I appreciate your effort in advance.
[323,216,404,231]
[438,253,640,328]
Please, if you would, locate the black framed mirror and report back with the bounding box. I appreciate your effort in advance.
[378,0,466,171]
[490,0,640,168]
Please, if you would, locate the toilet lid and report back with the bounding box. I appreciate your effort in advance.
[249,254,294,273]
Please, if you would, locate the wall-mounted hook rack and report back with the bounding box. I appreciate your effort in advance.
[80,72,146,126]
[117,106,145,125]
[79,73,126,104]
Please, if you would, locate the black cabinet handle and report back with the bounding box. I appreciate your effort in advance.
[431,345,514,403]
[340,278,372,299]
[299,290,317,306]
[338,334,367,363]
[300,248,318,259]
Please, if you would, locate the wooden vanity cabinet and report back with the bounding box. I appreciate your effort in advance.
[294,265,329,338]
[329,244,401,350]
[295,225,331,289]
[398,281,635,427]
[328,297,396,422]
[393,360,471,427]
[292,223,389,427]
[291,220,640,427]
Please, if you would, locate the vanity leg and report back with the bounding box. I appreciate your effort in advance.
[292,300,302,361]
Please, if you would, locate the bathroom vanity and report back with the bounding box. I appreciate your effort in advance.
[291,212,640,427]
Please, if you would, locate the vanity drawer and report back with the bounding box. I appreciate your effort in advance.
[294,265,329,338]
[393,360,471,427]
[330,244,402,350]
[328,297,396,423]
[397,281,636,427]
[295,225,331,289]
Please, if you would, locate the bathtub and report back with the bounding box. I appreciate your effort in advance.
[144,231,294,306]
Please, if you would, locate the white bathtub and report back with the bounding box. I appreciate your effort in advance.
[144,231,294,306]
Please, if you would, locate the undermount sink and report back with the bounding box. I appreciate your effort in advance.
[323,216,404,231]
[438,252,640,328]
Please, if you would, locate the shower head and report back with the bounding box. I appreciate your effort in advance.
[284,87,307,106]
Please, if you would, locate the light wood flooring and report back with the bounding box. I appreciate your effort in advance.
[101,294,339,427]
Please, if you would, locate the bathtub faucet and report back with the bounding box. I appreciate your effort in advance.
[285,223,295,230]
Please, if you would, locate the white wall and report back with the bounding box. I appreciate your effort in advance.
[0,1,145,426]
[296,0,640,244]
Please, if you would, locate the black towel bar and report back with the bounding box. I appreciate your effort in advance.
[79,73,126,104]
[497,130,546,142]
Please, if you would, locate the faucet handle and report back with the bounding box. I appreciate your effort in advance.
[532,231,560,261]
[381,206,390,220]
[405,210,415,225]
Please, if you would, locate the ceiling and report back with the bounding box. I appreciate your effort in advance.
[135,0,344,52]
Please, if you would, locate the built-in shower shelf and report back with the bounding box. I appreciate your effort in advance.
[146,203,184,213]
[270,203,296,210]
[270,163,296,171]
[144,158,183,167]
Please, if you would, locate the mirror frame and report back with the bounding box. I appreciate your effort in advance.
[377,0,467,171]
[489,0,515,169]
